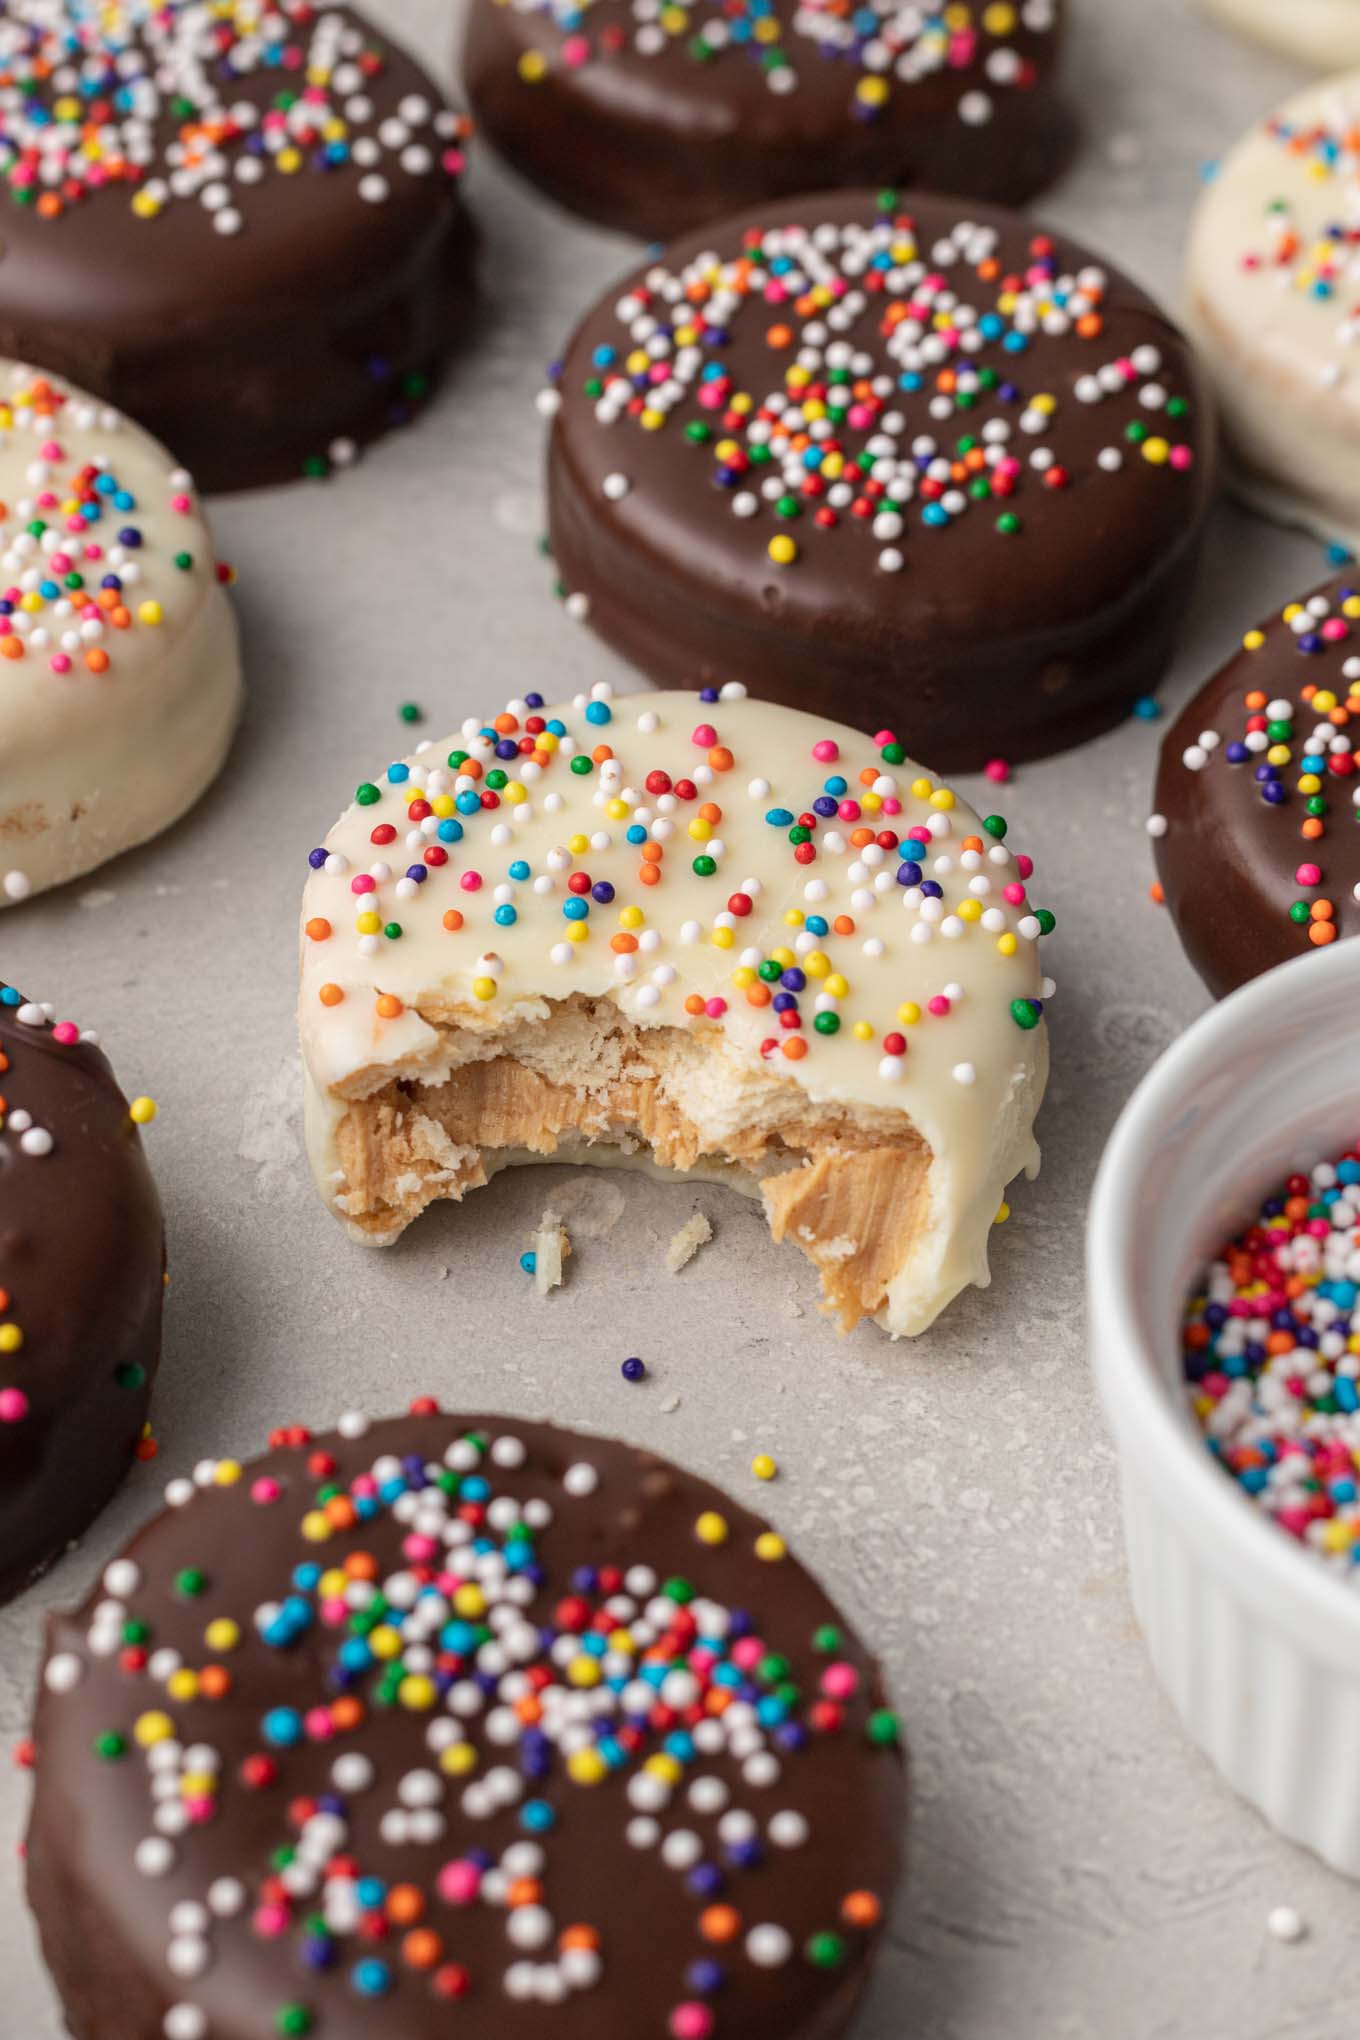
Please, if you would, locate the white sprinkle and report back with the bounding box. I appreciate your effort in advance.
[602,473,631,500]
[952,1062,977,1086]
[1267,1906,1306,1944]
[563,1462,598,1497]
[3,870,30,902]
[1145,813,1168,838]
[43,1652,83,1694]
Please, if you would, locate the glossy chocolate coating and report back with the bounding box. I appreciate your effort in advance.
[1154,571,1360,1000]
[28,1410,905,2040]
[0,5,475,493]
[0,998,163,1604]
[463,0,1071,240]
[547,189,1214,773]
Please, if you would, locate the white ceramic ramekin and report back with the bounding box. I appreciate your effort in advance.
[1088,938,1360,1876]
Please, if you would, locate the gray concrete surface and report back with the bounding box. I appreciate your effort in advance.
[0,2,1352,2035]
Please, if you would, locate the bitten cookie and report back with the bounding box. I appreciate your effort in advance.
[1194,0,1360,70]
[1152,573,1360,1000]
[1187,72,1360,549]
[299,685,1054,1338]
[27,1405,906,2040]
[0,364,241,903]
[0,985,163,1603]
[0,3,474,491]
[544,190,1213,771]
[463,0,1068,240]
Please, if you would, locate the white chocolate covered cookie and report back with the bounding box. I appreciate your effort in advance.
[1196,0,1360,71]
[0,364,241,903]
[299,686,1053,1338]
[1186,72,1360,547]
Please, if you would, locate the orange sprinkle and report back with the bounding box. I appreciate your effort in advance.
[305,917,332,942]
[700,1906,742,1944]
[707,746,733,772]
[684,993,706,1016]
[1301,818,1324,840]
[387,1886,425,1926]
[1310,921,1338,946]
[330,1696,365,1733]
[640,841,664,863]
[507,1878,543,1910]
[610,934,639,954]
[402,1929,442,1970]
[375,994,404,1020]
[698,801,722,824]
[1311,899,1336,921]
[781,1036,808,1060]
[0,637,22,661]
[559,1925,601,1952]
[1148,882,1165,906]
[318,983,343,1007]
[198,1664,231,1700]
[591,744,614,764]
[344,1550,379,1581]
[442,909,464,933]
[1076,312,1104,339]
[1244,690,1267,711]
[766,323,793,348]
[493,712,518,734]
[833,914,855,935]
[85,648,109,673]
[745,984,772,1007]
[841,1891,882,1929]
[638,864,660,887]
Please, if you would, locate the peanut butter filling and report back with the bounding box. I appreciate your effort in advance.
[327,998,931,1333]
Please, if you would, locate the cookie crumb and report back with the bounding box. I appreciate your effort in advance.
[666,1211,713,1273]
[530,1211,571,1295]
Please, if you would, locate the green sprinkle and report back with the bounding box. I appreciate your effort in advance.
[174,1568,207,1598]
[94,1731,126,1761]
[996,511,1021,535]
[398,702,422,724]
[115,1361,147,1391]
[692,854,717,876]
[866,1708,900,1747]
[355,783,380,806]
[383,923,402,941]
[812,1624,842,1654]
[880,742,906,765]
[1034,907,1055,936]
[1289,899,1311,925]
[662,1576,695,1605]
[173,551,194,571]
[806,1932,847,1969]
[813,1011,840,1035]
[982,814,1007,839]
[684,421,711,445]
[569,755,593,776]
[1010,998,1042,1031]
[302,454,329,479]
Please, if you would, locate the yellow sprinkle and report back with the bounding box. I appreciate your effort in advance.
[731,966,756,989]
[567,922,588,944]
[129,1096,158,1125]
[645,1753,682,1784]
[213,1459,242,1487]
[440,1742,477,1776]
[134,1711,175,1748]
[300,1510,331,1543]
[355,912,381,935]
[369,1625,402,1660]
[138,600,163,626]
[771,946,796,969]
[768,534,798,566]
[929,787,955,811]
[205,1619,240,1653]
[641,408,665,431]
[454,1584,486,1618]
[1141,436,1170,466]
[996,932,1018,957]
[504,782,528,806]
[958,899,983,922]
[695,1511,729,1545]
[568,1656,602,1688]
[855,75,890,106]
[783,908,805,927]
[897,1002,921,1025]
[852,1020,874,1041]
[751,1454,777,1481]
[472,977,497,1002]
[431,794,455,817]
[0,1324,22,1353]
[516,48,547,80]
[568,1749,608,1785]
[910,777,933,800]
[825,973,849,998]
[804,951,830,978]
[1266,744,1291,767]
[688,818,713,842]
[276,146,302,174]
[711,926,734,949]
[568,834,590,855]
[618,905,645,929]
[994,1202,1010,1225]
[606,798,629,820]
[167,1671,199,1703]
[754,1532,787,1563]
[399,1675,437,1710]
[1242,629,1265,651]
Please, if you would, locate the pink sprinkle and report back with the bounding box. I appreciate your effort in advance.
[352,1474,379,1499]
[48,654,71,674]
[561,32,589,63]
[403,1533,438,1563]
[253,1905,290,1939]
[873,729,896,746]
[1015,853,1034,880]
[1003,882,1027,905]
[692,724,717,749]
[250,1477,281,1505]
[820,1662,859,1700]
[837,800,861,822]
[984,758,1010,784]
[0,1387,28,1424]
[459,871,483,892]
[731,1636,764,1672]
[670,2006,715,2039]
[438,1860,482,1906]
[351,875,375,895]
[882,797,902,815]
[927,995,951,1017]
[49,552,70,573]
[704,997,727,1019]
[39,441,61,461]
[51,1021,78,1045]
[170,493,193,515]
[1296,863,1322,887]
[304,1707,334,1742]
[1323,619,1349,641]
[812,739,839,762]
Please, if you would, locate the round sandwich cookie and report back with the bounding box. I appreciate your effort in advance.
[543,190,1213,771]
[463,0,1068,241]
[1186,71,1360,550]
[1194,0,1360,70]
[299,684,1054,1339]
[0,985,163,1605]
[1151,572,1360,1000]
[0,3,474,493]
[0,364,241,905]
[26,1404,906,2040]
